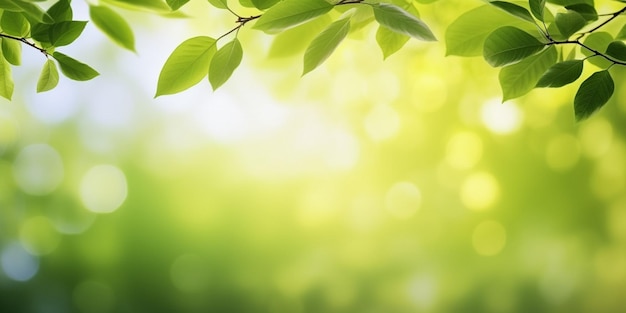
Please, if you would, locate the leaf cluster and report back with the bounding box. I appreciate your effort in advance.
[447,0,626,120]
[0,0,142,99]
[155,0,437,96]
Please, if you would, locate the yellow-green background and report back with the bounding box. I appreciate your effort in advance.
[1,1,625,312]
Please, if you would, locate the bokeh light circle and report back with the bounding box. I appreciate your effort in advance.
[385,182,422,219]
[80,165,128,213]
[0,242,39,281]
[12,144,64,195]
[19,216,61,255]
[472,220,507,256]
[460,172,500,211]
[481,99,522,134]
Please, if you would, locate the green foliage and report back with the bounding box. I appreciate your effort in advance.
[89,5,136,51]
[209,38,243,90]
[447,0,626,120]
[2,0,626,120]
[155,36,217,96]
[574,70,614,121]
[37,59,59,92]
[303,16,351,75]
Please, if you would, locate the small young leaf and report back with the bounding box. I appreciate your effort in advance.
[529,0,546,21]
[536,60,583,87]
[52,51,99,81]
[489,1,535,23]
[251,0,280,10]
[49,21,87,47]
[372,3,436,41]
[581,32,613,68]
[207,0,228,9]
[574,70,613,121]
[0,11,30,37]
[166,0,189,10]
[303,16,351,75]
[499,46,557,101]
[47,0,72,22]
[606,41,626,61]
[37,59,59,92]
[156,36,217,97]
[376,25,410,59]
[483,26,545,67]
[555,11,586,38]
[1,38,22,66]
[89,5,136,51]
[564,4,597,21]
[0,49,14,100]
[253,0,333,33]
[209,38,243,90]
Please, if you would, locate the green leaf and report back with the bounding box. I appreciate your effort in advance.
[89,5,136,51]
[617,24,626,40]
[483,26,545,67]
[303,16,351,75]
[13,0,54,24]
[376,25,410,59]
[1,38,21,66]
[49,21,88,47]
[499,45,557,100]
[251,0,280,10]
[489,1,535,23]
[268,15,332,58]
[574,70,613,121]
[0,0,23,12]
[446,4,535,56]
[166,0,189,10]
[103,0,171,11]
[529,0,546,21]
[581,32,612,68]
[0,11,30,37]
[47,0,72,22]
[253,0,333,33]
[209,38,243,90]
[37,59,59,92]
[606,41,626,61]
[52,51,99,81]
[207,0,227,8]
[554,11,586,38]
[372,3,436,41]
[0,48,14,100]
[239,0,253,7]
[156,36,217,97]
[536,59,583,87]
[564,4,597,21]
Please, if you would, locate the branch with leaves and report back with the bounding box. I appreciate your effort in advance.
[155,0,436,96]
[447,0,626,121]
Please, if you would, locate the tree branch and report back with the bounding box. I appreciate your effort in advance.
[0,33,49,57]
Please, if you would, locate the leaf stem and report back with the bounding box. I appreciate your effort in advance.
[0,33,49,57]
[547,40,626,66]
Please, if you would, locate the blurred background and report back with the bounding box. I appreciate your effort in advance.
[1,0,626,312]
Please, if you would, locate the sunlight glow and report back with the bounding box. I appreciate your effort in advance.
[364,104,401,141]
[481,99,522,134]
